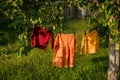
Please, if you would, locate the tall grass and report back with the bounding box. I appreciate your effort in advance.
[0,19,110,80]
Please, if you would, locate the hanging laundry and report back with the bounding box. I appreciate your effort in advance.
[30,26,54,50]
[80,30,99,54]
[53,33,77,68]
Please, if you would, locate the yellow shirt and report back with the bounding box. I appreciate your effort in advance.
[80,30,99,54]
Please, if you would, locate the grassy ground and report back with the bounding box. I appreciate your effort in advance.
[0,19,110,80]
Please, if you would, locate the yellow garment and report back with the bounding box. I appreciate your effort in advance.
[53,33,77,68]
[80,30,99,54]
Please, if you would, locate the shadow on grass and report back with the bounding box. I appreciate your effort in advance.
[91,55,109,72]
[91,55,108,63]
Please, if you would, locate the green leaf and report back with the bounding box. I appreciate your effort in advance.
[108,9,112,15]
[19,0,23,6]
[98,8,103,12]
[101,4,104,9]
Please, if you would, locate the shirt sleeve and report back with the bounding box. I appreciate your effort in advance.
[49,32,54,49]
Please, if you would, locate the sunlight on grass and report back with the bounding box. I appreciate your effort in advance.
[0,19,110,80]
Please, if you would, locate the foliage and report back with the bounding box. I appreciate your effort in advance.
[0,0,120,79]
[71,0,120,47]
[0,0,66,55]
[86,0,120,42]
[1,0,120,56]
[0,16,117,80]
[0,48,109,80]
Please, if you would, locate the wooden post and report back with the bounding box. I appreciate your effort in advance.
[108,39,119,80]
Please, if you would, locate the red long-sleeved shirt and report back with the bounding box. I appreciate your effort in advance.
[31,26,54,50]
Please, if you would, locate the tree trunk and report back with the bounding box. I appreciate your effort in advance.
[108,35,119,80]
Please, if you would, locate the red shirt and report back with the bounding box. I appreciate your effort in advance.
[31,26,54,50]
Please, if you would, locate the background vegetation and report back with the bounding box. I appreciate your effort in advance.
[0,19,110,80]
[0,0,120,80]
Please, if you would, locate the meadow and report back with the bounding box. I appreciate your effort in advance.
[0,19,110,80]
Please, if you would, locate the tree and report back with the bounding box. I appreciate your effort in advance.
[76,0,120,80]
[0,0,119,79]
[0,0,65,55]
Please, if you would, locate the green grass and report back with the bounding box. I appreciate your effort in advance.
[0,19,110,80]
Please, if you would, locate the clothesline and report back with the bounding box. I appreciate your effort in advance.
[30,26,99,68]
